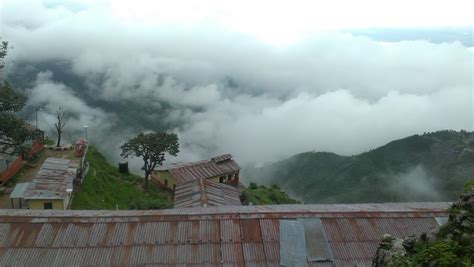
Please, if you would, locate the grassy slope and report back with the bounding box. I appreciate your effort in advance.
[243,183,301,205]
[71,146,172,210]
[245,130,474,203]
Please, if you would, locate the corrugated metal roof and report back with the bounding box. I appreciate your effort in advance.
[9,183,31,199]
[174,178,241,208]
[280,219,307,266]
[302,218,333,262]
[20,158,76,200]
[155,154,240,184]
[211,154,232,163]
[0,203,449,266]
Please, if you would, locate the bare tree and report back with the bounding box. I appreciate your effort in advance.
[54,107,66,147]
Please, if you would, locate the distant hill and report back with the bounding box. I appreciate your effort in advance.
[244,130,474,203]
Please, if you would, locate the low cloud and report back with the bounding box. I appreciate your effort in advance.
[1,0,473,168]
[388,165,443,200]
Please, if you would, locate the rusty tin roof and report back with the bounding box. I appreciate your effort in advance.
[20,158,76,200]
[155,154,240,185]
[0,202,449,266]
[174,178,241,208]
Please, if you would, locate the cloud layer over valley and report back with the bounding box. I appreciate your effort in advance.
[1,0,473,169]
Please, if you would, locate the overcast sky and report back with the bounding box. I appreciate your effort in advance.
[1,0,473,166]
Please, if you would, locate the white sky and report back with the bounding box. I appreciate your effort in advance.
[3,0,470,45]
[106,0,474,44]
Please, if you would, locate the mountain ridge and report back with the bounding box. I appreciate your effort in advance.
[244,130,474,203]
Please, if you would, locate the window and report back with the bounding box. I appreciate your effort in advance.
[219,176,225,183]
[173,184,176,191]
[164,179,168,186]
[43,202,53,209]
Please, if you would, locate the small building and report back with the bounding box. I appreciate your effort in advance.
[9,158,76,210]
[150,154,240,192]
[174,178,242,208]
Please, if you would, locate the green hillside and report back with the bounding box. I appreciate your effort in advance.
[71,146,172,210]
[244,130,474,203]
[242,183,301,205]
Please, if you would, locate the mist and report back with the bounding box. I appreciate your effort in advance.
[388,165,443,200]
[1,0,473,172]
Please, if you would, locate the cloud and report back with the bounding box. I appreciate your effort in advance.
[26,71,116,140]
[1,0,473,167]
[388,165,443,200]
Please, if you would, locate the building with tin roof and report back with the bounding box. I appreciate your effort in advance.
[174,177,242,208]
[150,154,240,192]
[0,202,450,266]
[9,157,76,210]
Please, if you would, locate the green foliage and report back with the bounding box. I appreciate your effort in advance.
[120,132,179,189]
[393,240,473,267]
[0,40,7,71]
[71,146,172,210]
[128,198,171,210]
[43,136,55,146]
[464,179,474,193]
[245,131,474,203]
[391,181,474,267]
[249,182,258,190]
[243,183,300,205]
[0,41,34,151]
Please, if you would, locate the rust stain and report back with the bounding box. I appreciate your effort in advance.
[100,222,116,246]
[125,222,138,245]
[240,219,262,242]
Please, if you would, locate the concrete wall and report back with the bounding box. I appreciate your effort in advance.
[28,199,64,210]
[150,170,176,190]
[151,171,240,190]
[0,156,24,185]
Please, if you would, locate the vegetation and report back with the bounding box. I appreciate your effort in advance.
[120,132,179,189]
[242,183,301,205]
[0,41,34,152]
[245,131,474,203]
[388,179,474,266]
[71,146,172,210]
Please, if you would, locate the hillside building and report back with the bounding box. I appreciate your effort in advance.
[150,154,240,192]
[9,157,77,210]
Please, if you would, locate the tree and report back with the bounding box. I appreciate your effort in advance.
[120,132,179,190]
[54,106,67,147]
[0,39,33,153]
[0,41,8,71]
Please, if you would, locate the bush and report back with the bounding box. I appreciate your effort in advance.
[129,198,171,210]
[243,182,300,205]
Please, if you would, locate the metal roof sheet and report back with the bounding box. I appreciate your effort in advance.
[9,183,31,199]
[0,203,449,266]
[155,154,240,184]
[174,178,241,208]
[302,218,333,262]
[21,158,76,200]
[280,219,307,266]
